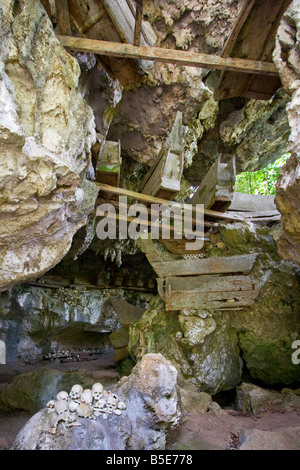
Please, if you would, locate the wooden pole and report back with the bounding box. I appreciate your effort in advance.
[57,35,278,76]
[134,0,144,46]
[55,0,71,36]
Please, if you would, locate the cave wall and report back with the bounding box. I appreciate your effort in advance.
[273,0,300,264]
[0,0,98,291]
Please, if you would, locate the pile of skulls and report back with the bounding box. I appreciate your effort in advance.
[46,383,127,432]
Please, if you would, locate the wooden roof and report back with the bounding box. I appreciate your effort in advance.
[214,0,292,101]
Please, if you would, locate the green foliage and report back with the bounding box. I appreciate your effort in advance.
[235,154,290,195]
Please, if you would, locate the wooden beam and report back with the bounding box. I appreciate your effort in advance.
[222,0,256,58]
[57,35,278,76]
[55,0,72,36]
[151,253,257,278]
[91,181,245,222]
[134,0,144,46]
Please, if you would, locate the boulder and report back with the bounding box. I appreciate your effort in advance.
[0,0,97,291]
[129,299,242,395]
[273,0,300,264]
[240,428,300,450]
[11,354,181,450]
[0,369,96,414]
[236,383,300,415]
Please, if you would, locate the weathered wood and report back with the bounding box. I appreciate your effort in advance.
[57,35,278,75]
[151,254,257,278]
[55,0,72,36]
[91,182,245,221]
[165,289,259,311]
[191,157,236,212]
[67,0,147,89]
[102,0,155,70]
[214,0,291,101]
[134,0,144,46]
[165,275,254,293]
[229,192,277,212]
[140,112,184,200]
[95,139,122,187]
[222,0,256,58]
[96,197,218,229]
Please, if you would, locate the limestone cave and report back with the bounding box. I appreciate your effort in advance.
[0,0,299,452]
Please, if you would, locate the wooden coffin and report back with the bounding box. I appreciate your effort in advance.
[158,274,260,311]
[152,253,257,278]
[95,139,122,187]
[140,147,184,200]
[191,157,236,212]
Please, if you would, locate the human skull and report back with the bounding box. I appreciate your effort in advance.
[76,402,93,419]
[81,389,93,405]
[118,401,126,410]
[92,382,104,401]
[107,393,118,407]
[69,384,83,401]
[56,391,68,401]
[94,398,106,409]
[68,399,79,413]
[106,403,113,414]
[46,400,56,414]
[55,400,68,415]
[93,400,106,417]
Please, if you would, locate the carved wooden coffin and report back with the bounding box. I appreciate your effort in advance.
[95,138,122,187]
[191,156,236,212]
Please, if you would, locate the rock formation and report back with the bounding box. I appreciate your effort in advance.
[273,0,300,264]
[11,354,181,450]
[0,0,97,291]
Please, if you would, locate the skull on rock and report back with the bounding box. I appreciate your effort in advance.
[69,384,83,402]
[55,400,68,416]
[56,391,68,402]
[46,400,56,414]
[92,383,104,401]
[81,389,93,405]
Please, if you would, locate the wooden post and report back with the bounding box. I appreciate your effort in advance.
[55,0,71,36]
[57,35,278,76]
[134,0,144,46]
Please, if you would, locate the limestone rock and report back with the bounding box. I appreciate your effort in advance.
[275,155,300,264]
[178,388,212,414]
[240,428,300,451]
[0,0,96,290]
[273,0,300,264]
[0,369,96,414]
[129,299,242,395]
[11,353,181,450]
[236,383,300,415]
[231,261,300,385]
[0,285,122,363]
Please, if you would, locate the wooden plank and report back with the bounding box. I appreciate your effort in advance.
[57,35,278,75]
[222,0,256,58]
[102,0,154,70]
[134,0,144,46]
[165,289,259,311]
[91,182,245,222]
[165,275,254,293]
[97,197,218,229]
[191,156,235,212]
[55,0,72,36]
[151,254,257,278]
[229,192,277,212]
[214,0,291,101]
